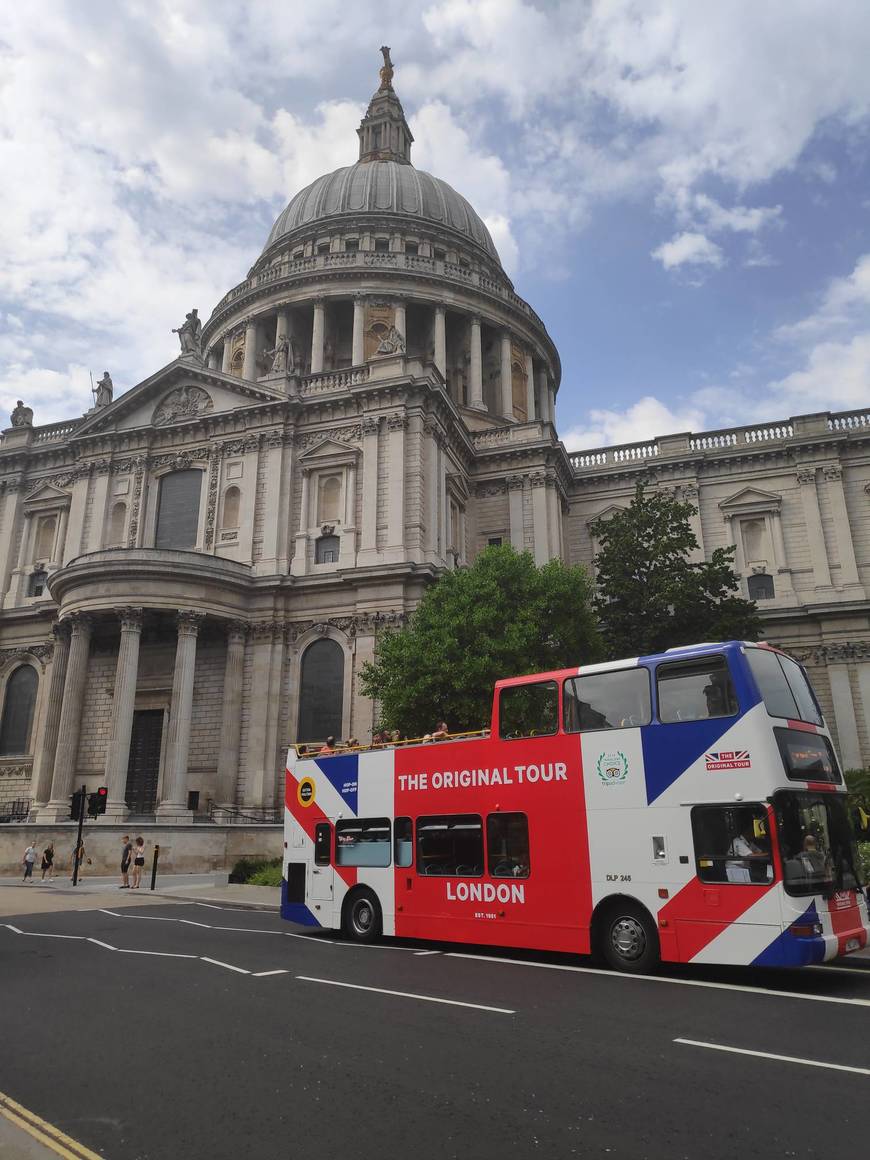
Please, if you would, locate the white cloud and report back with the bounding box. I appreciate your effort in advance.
[651,231,724,271]
[561,396,706,451]
[775,254,870,342]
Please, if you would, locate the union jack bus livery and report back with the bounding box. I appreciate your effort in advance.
[282,641,869,971]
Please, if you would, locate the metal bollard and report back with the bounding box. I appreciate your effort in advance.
[150,843,160,891]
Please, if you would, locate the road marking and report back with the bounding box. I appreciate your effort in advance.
[115,948,198,959]
[86,938,117,951]
[179,919,212,928]
[296,974,515,1014]
[212,925,284,936]
[253,969,289,977]
[444,952,870,1010]
[0,1088,104,1160]
[674,1038,870,1076]
[200,956,250,974]
[5,929,85,940]
[414,950,441,956]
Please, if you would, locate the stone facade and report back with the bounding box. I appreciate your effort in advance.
[1,60,869,835]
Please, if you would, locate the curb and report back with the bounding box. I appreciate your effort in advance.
[151,891,279,911]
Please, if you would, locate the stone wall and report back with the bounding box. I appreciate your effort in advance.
[0,823,282,876]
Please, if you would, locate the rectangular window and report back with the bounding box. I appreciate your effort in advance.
[775,728,840,784]
[487,813,530,878]
[487,537,503,548]
[317,242,330,255]
[499,681,558,740]
[691,804,773,884]
[563,669,651,732]
[394,817,413,867]
[656,656,738,724]
[416,815,483,876]
[154,469,202,550]
[374,238,390,253]
[434,248,446,261]
[745,648,822,725]
[314,822,331,866]
[345,238,359,253]
[405,241,419,256]
[335,818,391,867]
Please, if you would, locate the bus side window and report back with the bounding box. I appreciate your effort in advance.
[499,681,558,740]
[563,669,651,731]
[314,822,331,866]
[416,815,483,876]
[691,805,773,884]
[656,656,738,724]
[395,817,413,867]
[335,818,391,867]
[487,813,530,878]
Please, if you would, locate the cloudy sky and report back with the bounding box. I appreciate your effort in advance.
[2,1,870,449]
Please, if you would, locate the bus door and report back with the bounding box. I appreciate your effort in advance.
[310,821,335,902]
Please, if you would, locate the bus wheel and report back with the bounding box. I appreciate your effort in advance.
[599,903,659,973]
[343,889,382,944]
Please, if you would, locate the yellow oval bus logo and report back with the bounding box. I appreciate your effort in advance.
[297,777,316,807]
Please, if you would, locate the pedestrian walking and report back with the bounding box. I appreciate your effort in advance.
[22,842,38,882]
[40,842,55,881]
[120,834,133,889]
[131,836,146,888]
[70,839,86,881]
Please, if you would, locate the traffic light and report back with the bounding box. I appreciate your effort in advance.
[87,787,108,818]
[70,789,85,821]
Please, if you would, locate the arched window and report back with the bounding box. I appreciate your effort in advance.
[298,638,344,742]
[34,515,56,562]
[315,535,340,564]
[0,665,38,755]
[221,486,241,529]
[155,470,202,550]
[109,501,127,547]
[231,348,244,376]
[748,573,775,601]
[317,476,342,524]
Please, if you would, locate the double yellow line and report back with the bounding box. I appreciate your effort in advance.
[0,1090,104,1160]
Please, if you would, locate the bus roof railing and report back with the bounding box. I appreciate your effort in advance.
[292,729,489,757]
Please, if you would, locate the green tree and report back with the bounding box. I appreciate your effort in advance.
[359,545,601,736]
[591,481,761,660]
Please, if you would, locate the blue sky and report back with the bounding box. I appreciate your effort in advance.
[2,1,870,449]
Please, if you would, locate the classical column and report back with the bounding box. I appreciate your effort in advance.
[290,469,311,577]
[359,416,379,560]
[45,613,92,815]
[393,300,406,344]
[507,475,525,550]
[386,413,406,556]
[242,319,259,381]
[525,353,536,422]
[352,296,366,365]
[275,310,289,346]
[796,468,832,588]
[0,482,23,601]
[500,332,513,420]
[103,608,143,820]
[207,347,220,370]
[32,622,71,812]
[157,611,204,819]
[311,300,325,374]
[468,316,485,410]
[857,662,870,764]
[221,335,232,374]
[531,473,549,565]
[433,306,447,380]
[823,465,862,589]
[548,382,557,425]
[537,368,551,423]
[215,621,247,808]
[829,665,862,771]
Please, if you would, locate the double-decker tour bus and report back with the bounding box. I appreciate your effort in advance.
[282,641,868,971]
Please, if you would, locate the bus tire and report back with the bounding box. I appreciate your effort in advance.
[597,901,659,974]
[342,888,382,944]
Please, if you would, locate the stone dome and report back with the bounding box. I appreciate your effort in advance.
[264,160,501,266]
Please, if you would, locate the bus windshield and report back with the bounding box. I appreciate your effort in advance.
[746,647,822,725]
[774,790,864,896]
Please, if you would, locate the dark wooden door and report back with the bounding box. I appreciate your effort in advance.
[125,710,164,813]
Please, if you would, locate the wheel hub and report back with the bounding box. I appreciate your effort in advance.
[611,916,646,961]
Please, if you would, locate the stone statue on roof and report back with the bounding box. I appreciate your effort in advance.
[376,324,406,355]
[379,46,394,91]
[264,333,291,376]
[10,400,33,427]
[172,308,203,359]
[94,371,113,408]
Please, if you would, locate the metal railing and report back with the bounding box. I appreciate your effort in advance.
[0,799,31,823]
[207,803,282,825]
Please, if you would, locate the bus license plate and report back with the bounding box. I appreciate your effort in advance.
[846,938,860,953]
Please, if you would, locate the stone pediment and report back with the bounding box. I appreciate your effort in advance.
[298,437,360,466]
[23,482,72,509]
[718,486,782,515]
[72,359,288,439]
[586,503,626,527]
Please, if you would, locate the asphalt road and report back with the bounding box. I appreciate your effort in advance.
[1,901,868,1160]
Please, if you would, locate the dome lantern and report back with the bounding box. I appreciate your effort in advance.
[356,47,413,165]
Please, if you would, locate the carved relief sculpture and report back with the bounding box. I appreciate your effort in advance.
[152,385,214,426]
[376,325,406,355]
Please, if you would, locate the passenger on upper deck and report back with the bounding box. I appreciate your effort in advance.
[318,736,336,755]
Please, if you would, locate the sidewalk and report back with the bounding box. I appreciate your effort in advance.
[0,873,229,918]
[153,882,280,909]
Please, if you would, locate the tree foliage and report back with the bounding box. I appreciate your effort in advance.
[591,481,762,660]
[359,545,601,737]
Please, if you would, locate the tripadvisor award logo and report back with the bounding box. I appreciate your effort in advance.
[597,751,628,786]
